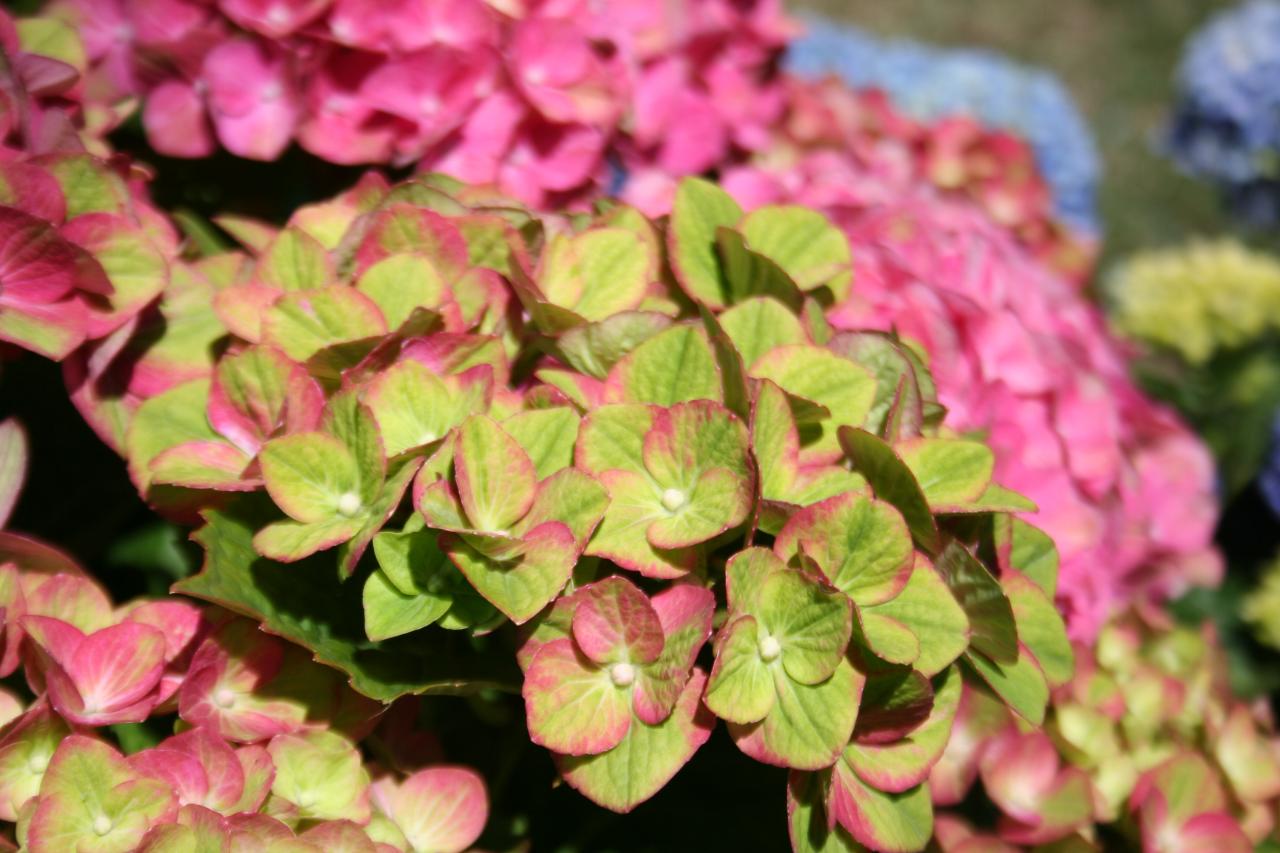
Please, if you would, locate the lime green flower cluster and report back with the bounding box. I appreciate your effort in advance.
[1245,554,1280,651]
[1108,239,1280,364]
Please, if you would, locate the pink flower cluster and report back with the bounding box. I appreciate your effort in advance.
[0,524,488,852]
[681,77,1097,282]
[57,0,791,207]
[813,194,1218,641]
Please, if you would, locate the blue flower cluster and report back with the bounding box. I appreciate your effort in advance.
[785,17,1102,234]
[1166,0,1280,225]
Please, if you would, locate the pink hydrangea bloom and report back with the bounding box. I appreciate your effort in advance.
[813,194,1218,640]
[62,0,790,206]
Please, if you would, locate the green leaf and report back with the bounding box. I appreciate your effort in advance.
[442,522,577,624]
[720,297,809,368]
[556,312,673,380]
[1004,570,1073,688]
[827,766,932,853]
[775,493,914,607]
[177,502,519,701]
[126,379,218,492]
[263,286,387,363]
[605,324,722,406]
[715,227,804,310]
[454,415,537,533]
[256,228,334,291]
[259,433,362,524]
[997,518,1060,599]
[865,558,969,677]
[750,346,876,458]
[934,541,1017,665]
[838,427,939,552]
[542,228,652,321]
[502,408,580,479]
[560,670,715,813]
[729,658,862,770]
[787,772,861,853]
[354,254,447,330]
[705,616,776,724]
[758,571,853,684]
[841,667,961,793]
[667,178,743,307]
[897,438,994,506]
[740,205,853,299]
[964,645,1049,726]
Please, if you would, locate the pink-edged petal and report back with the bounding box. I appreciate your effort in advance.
[571,576,664,667]
[388,767,488,853]
[65,622,167,716]
[523,638,631,756]
[143,79,215,159]
[121,600,206,664]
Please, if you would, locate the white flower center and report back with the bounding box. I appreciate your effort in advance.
[758,635,782,663]
[609,662,636,687]
[660,488,686,512]
[92,815,113,836]
[27,753,48,774]
[337,492,362,517]
[213,688,236,709]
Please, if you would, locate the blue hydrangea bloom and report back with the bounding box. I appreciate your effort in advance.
[1261,414,1280,514]
[1166,1,1280,225]
[785,17,1102,234]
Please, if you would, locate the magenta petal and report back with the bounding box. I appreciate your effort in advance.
[571,576,665,666]
[66,622,167,715]
[130,747,211,808]
[144,79,216,159]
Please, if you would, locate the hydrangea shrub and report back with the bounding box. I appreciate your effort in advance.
[51,0,791,207]
[89,172,1076,847]
[1165,0,1280,225]
[1108,239,1280,499]
[0,13,165,362]
[933,607,1280,850]
[623,73,1097,283]
[785,16,1102,235]
[0,430,489,853]
[730,190,1217,643]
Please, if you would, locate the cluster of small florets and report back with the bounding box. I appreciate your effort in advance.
[651,184,1218,644]
[623,73,1097,283]
[50,0,791,208]
[1165,0,1280,224]
[933,606,1280,851]
[53,169,1074,851]
[1108,238,1280,366]
[784,16,1102,236]
[0,433,488,852]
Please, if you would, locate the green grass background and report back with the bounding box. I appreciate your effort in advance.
[795,0,1239,267]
